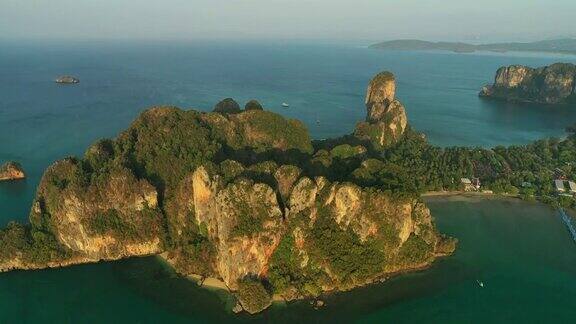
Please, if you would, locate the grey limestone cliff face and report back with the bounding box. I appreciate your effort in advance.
[164,162,451,296]
[480,63,576,105]
[354,72,408,149]
[31,159,164,261]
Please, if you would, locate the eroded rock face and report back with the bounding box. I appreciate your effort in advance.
[495,65,532,88]
[320,182,422,245]
[480,63,576,104]
[274,165,302,201]
[288,177,318,215]
[276,178,450,294]
[189,166,285,289]
[0,161,26,181]
[366,71,396,108]
[160,161,453,306]
[355,72,408,149]
[31,159,164,260]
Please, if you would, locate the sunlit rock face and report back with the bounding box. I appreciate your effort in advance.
[188,166,285,290]
[30,159,164,261]
[365,71,396,111]
[480,63,576,105]
[355,71,408,149]
[0,161,26,181]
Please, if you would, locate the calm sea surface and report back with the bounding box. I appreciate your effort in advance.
[1,41,576,323]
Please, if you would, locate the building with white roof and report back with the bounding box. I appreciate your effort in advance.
[568,181,576,193]
[555,179,566,193]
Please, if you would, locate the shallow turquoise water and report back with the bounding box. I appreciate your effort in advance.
[1,41,576,322]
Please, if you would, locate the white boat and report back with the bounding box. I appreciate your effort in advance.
[282,102,289,108]
[476,280,484,288]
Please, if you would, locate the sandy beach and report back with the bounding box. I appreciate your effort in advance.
[201,277,230,291]
[421,191,496,197]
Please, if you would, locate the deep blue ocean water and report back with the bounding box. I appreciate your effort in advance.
[1,41,576,323]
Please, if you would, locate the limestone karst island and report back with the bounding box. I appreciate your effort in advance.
[480,63,576,104]
[0,72,456,314]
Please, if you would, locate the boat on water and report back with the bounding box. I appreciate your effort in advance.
[476,280,484,288]
[282,102,289,108]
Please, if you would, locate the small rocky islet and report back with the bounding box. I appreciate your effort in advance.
[0,161,26,182]
[54,75,80,84]
[0,72,456,315]
[479,63,576,105]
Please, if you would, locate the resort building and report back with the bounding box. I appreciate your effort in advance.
[460,177,481,191]
[555,179,566,193]
[461,178,473,191]
[569,181,576,194]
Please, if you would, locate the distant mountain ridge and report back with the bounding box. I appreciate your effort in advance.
[369,38,576,55]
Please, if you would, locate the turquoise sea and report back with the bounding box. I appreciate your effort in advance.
[1,41,576,323]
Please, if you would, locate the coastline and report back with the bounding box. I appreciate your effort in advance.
[421,190,521,200]
[155,253,231,292]
[156,247,454,312]
[199,277,230,291]
[422,190,513,197]
[421,191,571,210]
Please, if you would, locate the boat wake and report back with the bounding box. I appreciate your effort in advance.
[558,208,576,244]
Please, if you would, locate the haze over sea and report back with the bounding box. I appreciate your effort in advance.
[1,41,576,322]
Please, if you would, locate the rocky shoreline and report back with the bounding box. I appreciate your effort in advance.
[162,247,454,314]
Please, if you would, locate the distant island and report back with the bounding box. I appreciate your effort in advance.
[54,75,79,84]
[369,38,576,55]
[479,63,576,104]
[0,161,25,182]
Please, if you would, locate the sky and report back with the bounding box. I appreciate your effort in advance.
[1,0,576,43]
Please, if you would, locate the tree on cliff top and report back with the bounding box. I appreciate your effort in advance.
[236,277,272,314]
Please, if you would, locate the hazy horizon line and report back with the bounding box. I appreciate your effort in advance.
[2,34,576,46]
